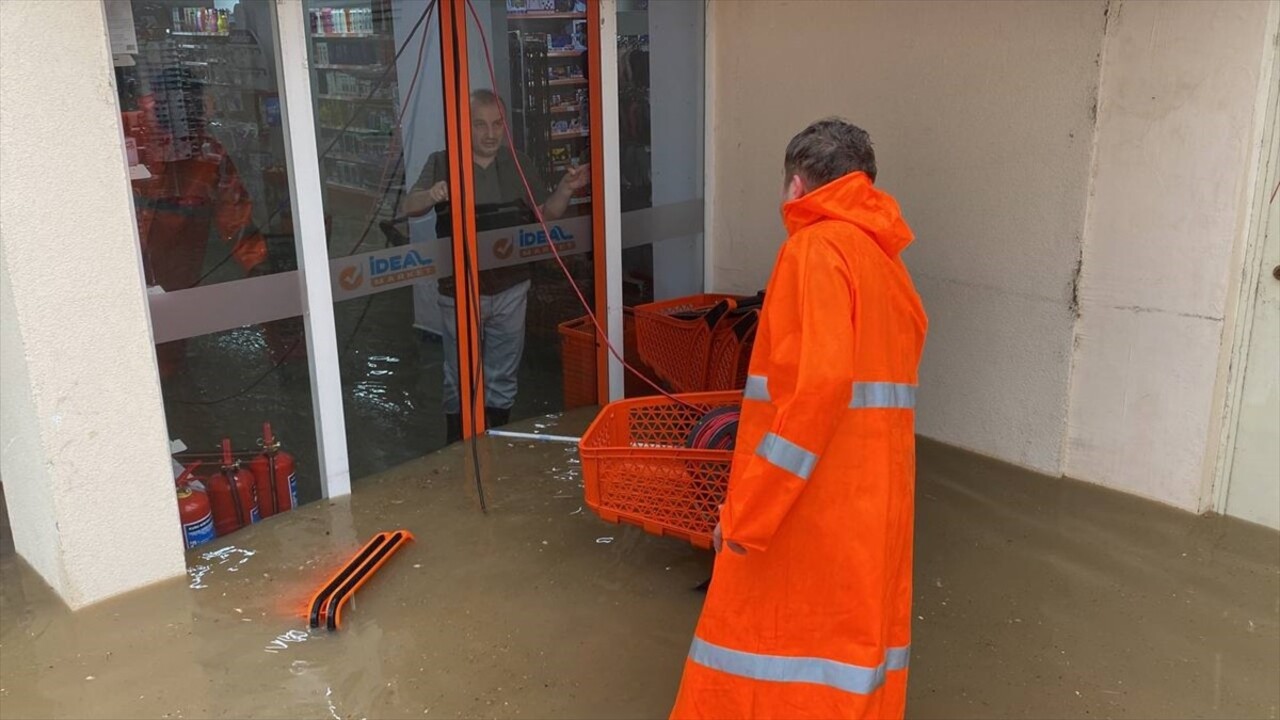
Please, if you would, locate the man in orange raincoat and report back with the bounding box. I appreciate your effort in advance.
[671,119,927,720]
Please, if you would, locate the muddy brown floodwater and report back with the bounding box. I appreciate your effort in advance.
[2,415,1277,719]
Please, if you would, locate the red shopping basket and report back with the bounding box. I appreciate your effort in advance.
[579,392,741,549]
[558,310,659,409]
[633,294,759,393]
[706,310,758,392]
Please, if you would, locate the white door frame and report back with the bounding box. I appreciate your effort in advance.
[272,0,351,499]
[1206,3,1280,515]
[597,0,625,401]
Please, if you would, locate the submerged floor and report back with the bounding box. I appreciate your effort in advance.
[1,419,1278,719]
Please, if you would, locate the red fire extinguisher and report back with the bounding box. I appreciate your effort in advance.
[175,461,215,549]
[206,438,259,536]
[248,422,297,519]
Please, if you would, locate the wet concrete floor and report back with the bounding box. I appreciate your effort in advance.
[2,418,1278,719]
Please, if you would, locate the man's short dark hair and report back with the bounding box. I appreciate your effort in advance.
[784,118,877,189]
[471,88,504,110]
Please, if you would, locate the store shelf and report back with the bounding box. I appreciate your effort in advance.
[314,63,385,72]
[313,32,380,39]
[317,93,393,103]
[549,104,583,113]
[171,31,230,38]
[548,78,588,86]
[202,82,270,91]
[326,181,383,198]
[508,12,586,20]
[319,124,390,135]
[323,152,386,167]
[551,130,590,140]
[547,50,586,58]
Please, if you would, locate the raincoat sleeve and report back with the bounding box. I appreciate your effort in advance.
[720,235,856,552]
[213,152,268,274]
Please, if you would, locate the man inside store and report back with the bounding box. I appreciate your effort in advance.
[669,119,927,720]
[402,88,590,444]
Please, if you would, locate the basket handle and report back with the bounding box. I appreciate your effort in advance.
[732,310,760,340]
[704,299,735,330]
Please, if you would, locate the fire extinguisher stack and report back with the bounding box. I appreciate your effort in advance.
[248,422,297,519]
[207,438,259,536]
[175,461,215,549]
[173,423,301,549]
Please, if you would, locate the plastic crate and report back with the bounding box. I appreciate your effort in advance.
[558,309,656,409]
[579,392,741,549]
[706,310,758,392]
[633,294,744,393]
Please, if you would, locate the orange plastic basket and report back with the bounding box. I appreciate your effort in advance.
[706,310,758,392]
[579,392,741,549]
[633,294,746,393]
[558,310,656,409]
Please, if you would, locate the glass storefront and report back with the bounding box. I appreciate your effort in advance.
[112,0,705,530]
[305,0,455,477]
[114,1,323,526]
[616,0,706,383]
[464,0,598,426]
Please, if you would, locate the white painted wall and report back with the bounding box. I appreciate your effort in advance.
[0,0,186,607]
[1065,0,1275,512]
[705,0,1275,513]
[707,0,1107,474]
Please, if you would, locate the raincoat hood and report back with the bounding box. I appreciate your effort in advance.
[782,172,914,258]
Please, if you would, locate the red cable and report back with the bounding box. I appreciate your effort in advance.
[463,0,698,411]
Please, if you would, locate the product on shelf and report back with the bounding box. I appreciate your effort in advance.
[310,6,375,35]
[171,7,231,34]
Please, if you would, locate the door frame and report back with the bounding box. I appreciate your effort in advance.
[1205,2,1280,515]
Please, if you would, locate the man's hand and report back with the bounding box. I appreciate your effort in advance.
[404,181,450,218]
[426,180,450,204]
[558,163,590,193]
[712,521,747,556]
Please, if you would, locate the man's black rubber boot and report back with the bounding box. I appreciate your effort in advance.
[485,406,511,429]
[445,413,462,444]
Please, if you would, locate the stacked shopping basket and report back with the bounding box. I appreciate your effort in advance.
[576,292,763,549]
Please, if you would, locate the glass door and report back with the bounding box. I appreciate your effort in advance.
[460,0,603,430]
[304,0,461,478]
[615,0,706,391]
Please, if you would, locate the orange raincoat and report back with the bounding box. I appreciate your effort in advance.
[671,171,927,720]
[132,137,270,379]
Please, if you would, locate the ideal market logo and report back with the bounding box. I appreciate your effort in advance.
[338,266,363,292]
[368,248,435,287]
[517,226,576,258]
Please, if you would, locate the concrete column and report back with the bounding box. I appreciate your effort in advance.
[0,0,186,608]
[1064,0,1275,512]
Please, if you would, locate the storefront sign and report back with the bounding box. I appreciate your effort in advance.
[476,216,594,271]
[330,241,438,302]
[326,200,701,301]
